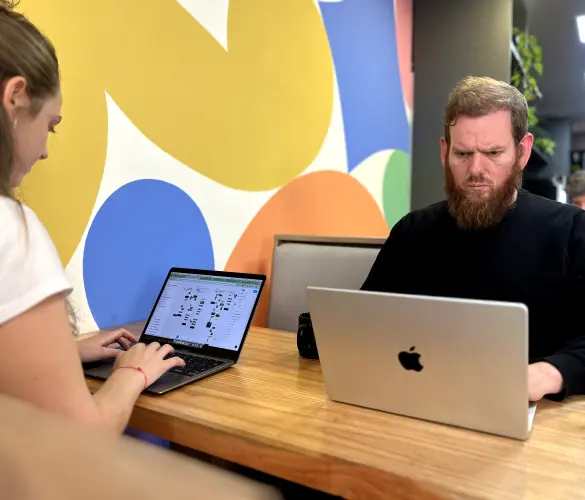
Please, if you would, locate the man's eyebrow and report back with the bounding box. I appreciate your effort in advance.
[452,145,506,152]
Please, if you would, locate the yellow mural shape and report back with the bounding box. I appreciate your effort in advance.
[19,0,334,265]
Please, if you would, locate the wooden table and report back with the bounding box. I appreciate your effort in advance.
[85,321,585,500]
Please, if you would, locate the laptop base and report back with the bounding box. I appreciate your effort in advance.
[84,358,233,395]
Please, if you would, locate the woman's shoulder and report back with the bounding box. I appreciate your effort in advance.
[0,195,23,217]
[0,196,49,238]
[0,196,71,326]
[0,195,40,216]
[0,195,60,266]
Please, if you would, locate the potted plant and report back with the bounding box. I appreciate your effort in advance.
[511,27,556,157]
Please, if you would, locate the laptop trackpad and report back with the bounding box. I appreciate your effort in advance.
[84,361,193,394]
[147,372,195,393]
[84,359,115,379]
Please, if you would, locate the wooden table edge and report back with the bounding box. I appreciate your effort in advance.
[128,401,446,500]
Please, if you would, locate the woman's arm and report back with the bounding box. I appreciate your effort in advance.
[0,392,283,500]
[0,293,183,433]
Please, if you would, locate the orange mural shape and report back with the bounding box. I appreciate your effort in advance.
[225,171,389,327]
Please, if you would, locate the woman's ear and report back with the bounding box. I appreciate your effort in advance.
[2,76,29,121]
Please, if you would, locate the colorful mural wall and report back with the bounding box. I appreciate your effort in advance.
[19,0,413,332]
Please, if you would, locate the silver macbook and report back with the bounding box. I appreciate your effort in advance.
[306,287,536,440]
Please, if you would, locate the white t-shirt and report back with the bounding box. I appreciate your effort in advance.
[0,196,72,325]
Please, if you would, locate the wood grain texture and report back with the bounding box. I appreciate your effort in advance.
[85,322,585,500]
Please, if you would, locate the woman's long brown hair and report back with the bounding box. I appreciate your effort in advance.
[0,0,60,199]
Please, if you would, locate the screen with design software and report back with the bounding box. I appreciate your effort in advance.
[144,272,262,351]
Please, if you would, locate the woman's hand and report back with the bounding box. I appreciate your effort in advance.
[77,329,138,363]
[113,342,185,389]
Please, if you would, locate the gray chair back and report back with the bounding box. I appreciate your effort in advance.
[267,234,386,332]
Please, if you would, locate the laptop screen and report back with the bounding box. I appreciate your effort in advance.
[143,271,263,352]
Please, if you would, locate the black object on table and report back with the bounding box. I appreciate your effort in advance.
[297,312,319,360]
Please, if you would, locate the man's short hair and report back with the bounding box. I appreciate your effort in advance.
[444,76,529,147]
[566,170,585,199]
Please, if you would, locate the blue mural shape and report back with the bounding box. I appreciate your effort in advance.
[319,0,410,171]
[84,179,214,329]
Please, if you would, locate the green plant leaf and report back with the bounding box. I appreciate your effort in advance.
[510,28,556,158]
[528,106,539,128]
[533,45,542,59]
[534,137,556,156]
[534,61,543,75]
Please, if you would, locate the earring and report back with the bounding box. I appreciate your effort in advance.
[13,119,17,130]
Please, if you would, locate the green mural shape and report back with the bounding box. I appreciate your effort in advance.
[383,150,411,229]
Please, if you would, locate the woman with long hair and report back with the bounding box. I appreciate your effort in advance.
[0,0,184,433]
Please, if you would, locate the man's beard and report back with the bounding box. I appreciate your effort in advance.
[444,157,522,230]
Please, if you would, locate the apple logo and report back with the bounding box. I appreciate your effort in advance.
[398,346,423,372]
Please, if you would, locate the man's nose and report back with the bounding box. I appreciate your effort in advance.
[468,153,484,176]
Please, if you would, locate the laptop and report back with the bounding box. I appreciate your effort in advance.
[84,268,266,394]
[306,287,536,440]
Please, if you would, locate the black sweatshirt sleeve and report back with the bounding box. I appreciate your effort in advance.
[360,215,412,292]
[543,211,585,400]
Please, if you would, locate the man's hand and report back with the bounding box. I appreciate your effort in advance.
[528,362,564,401]
[77,329,138,363]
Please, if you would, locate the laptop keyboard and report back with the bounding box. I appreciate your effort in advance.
[166,352,225,376]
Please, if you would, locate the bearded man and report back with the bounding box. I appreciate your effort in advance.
[361,76,585,402]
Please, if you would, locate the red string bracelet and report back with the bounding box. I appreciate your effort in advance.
[116,366,147,392]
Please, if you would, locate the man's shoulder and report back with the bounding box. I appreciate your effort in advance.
[394,200,449,234]
[520,190,583,221]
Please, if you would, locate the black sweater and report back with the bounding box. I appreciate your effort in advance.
[361,189,585,400]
